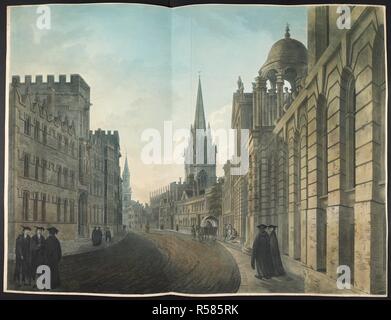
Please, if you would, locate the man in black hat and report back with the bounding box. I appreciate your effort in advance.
[268,225,285,276]
[30,226,46,283]
[45,227,62,289]
[14,226,32,286]
[251,224,274,280]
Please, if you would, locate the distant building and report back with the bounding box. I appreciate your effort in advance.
[7,74,123,257]
[150,77,219,231]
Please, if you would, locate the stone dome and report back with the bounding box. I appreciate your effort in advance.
[260,26,307,75]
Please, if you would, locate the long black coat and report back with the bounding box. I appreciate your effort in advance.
[92,229,98,246]
[45,235,62,289]
[30,234,46,279]
[269,230,285,276]
[251,230,274,278]
[14,234,31,282]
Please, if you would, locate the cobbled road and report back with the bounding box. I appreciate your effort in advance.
[58,230,240,294]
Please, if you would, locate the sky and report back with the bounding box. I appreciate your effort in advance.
[8,4,307,203]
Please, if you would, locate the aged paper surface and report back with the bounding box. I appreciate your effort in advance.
[4,4,387,297]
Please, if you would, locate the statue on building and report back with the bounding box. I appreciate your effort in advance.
[237,76,244,94]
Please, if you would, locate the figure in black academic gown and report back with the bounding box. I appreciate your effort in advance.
[14,226,32,286]
[268,225,285,276]
[45,227,62,289]
[251,224,274,279]
[91,227,98,246]
[97,227,103,245]
[30,226,46,281]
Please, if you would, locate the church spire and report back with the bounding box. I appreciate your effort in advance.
[122,154,130,186]
[194,75,206,130]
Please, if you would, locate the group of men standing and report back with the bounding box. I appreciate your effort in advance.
[14,225,62,289]
[251,224,285,280]
[91,227,112,246]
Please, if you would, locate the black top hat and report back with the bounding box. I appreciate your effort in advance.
[34,226,45,230]
[268,225,278,229]
[21,226,31,231]
[47,227,59,234]
[256,224,268,229]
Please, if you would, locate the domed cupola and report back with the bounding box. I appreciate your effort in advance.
[251,25,308,127]
[259,25,308,93]
[262,25,307,69]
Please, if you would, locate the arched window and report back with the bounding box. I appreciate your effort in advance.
[35,157,39,180]
[343,71,356,189]
[33,192,38,221]
[63,199,68,222]
[57,166,62,186]
[22,191,29,221]
[318,95,328,196]
[23,153,30,178]
[57,197,61,222]
[197,170,208,190]
[41,193,46,222]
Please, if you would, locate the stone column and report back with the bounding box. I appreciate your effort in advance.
[258,77,267,127]
[276,74,284,119]
[252,82,258,129]
[306,97,327,271]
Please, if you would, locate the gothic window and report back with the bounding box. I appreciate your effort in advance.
[344,74,356,189]
[70,200,75,223]
[70,171,74,188]
[57,197,61,221]
[23,153,30,178]
[63,199,68,223]
[34,120,40,140]
[42,125,47,145]
[24,114,31,135]
[22,191,29,221]
[58,134,62,149]
[33,192,38,221]
[57,166,62,186]
[318,95,328,196]
[197,170,208,190]
[64,137,69,153]
[35,157,39,180]
[63,167,68,188]
[41,193,46,222]
[42,160,47,182]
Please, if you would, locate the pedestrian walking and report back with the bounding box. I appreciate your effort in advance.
[268,225,285,276]
[46,226,62,289]
[30,226,46,283]
[251,224,274,280]
[92,227,98,246]
[97,227,103,245]
[14,226,32,286]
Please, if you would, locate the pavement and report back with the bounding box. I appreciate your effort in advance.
[221,242,304,294]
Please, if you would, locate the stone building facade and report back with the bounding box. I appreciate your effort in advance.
[239,6,386,294]
[221,82,252,243]
[8,74,123,256]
